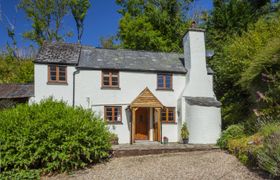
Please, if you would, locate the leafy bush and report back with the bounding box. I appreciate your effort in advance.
[0,99,17,109]
[228,134,262,165]
[257,129,280,177]
[0,169,40,180]
[0,98,111,177]
[217,124,245,149]
[181,122,189,139]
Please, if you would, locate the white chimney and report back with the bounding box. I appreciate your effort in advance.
[183,28,215,97]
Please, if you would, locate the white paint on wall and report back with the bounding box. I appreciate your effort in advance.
[34,29,222,145]
[185,103,221,144]
[34,64,75,105]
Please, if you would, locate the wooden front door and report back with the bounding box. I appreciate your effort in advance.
[135,108,149,140]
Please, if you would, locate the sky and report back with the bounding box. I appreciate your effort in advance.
[0,0,213,49]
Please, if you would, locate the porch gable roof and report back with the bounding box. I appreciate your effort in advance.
[130,87,164,108]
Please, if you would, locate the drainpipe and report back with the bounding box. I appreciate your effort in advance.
[72,69,80,107]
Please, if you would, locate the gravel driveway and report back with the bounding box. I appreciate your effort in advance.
[45,150,262,180]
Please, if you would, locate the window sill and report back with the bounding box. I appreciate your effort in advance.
[47,82,68,85]
[101,87,121,90]
[162,122,177,124]
[156,88,174,91]
[106,122,123,125]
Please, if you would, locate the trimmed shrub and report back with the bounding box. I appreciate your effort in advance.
[257,129,280,178]
[0,98,111,177]
[217,124,245,149]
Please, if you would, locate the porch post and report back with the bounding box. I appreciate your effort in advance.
[131,107,138,144]
[155,108,161,143]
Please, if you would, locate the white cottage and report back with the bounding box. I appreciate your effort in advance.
[34,28,222,144]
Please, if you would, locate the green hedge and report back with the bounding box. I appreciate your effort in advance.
[0,99,111,178]
[217,124,245,149]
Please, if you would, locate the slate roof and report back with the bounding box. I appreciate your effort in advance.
[78,46,187,73]
[185,97,222,107]
[35,42,81,65]
[0,84,34,99]
[34,42,215,74]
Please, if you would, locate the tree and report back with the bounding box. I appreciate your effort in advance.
[116,0,194,52]
[206,0,272,50]
[99,35,118,49]
[70,0,90,43]
[19,0,71,46]
[209,10,280,128]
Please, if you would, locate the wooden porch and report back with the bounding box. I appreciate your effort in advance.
[130,87,164,144]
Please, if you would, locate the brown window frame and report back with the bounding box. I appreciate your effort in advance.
[104,106,122,124]
[48,64,67,84]
[157,73,173,90]
[101,70,119,88]
[161,107,176,123]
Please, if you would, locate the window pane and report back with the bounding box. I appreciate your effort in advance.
[112,77,118,86]
[166,75,171,88]
[103,71,110,76]
[157,74,164,88]
[49,65,57,81]
[112,72,118,76]
[161,109,167,121]
[106,107,113,121]
[103,77,110,86]
[50,72,56,81]
[59,67,66,81]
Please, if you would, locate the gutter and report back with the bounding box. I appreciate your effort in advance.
[72,44,82,107]
[72,69,80,107]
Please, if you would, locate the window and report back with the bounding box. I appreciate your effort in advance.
[48,65,67,83]
[161,107,175,123]
[104,106,122,123]
[157,73,172,90]
[102,71,119,88]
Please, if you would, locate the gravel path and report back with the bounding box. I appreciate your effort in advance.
[45,150,262,180]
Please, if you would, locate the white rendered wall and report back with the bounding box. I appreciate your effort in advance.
[183,31,215,98]
[162,124,178,142]
[34,64,75,105]
[92,105,131,144]
[74,70,185,144]
[186,103,221,144]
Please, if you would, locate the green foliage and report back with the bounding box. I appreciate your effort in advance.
[70,0,91,42]
[180,122,189,139]
[0,56,34,83]
[259,122,280,138]
[0,99,17,110]
[207,0,272,50]
[210,10,280,128]
[116,0,193,52]
[227,134,262,165]
[19,0,72,46]
[217,124,245,149]
[99,35,119,49]
[257,129,280,177]
[0,169,40,180]
[0,99,111,177]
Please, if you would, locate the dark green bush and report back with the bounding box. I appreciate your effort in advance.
[0,98,111,177]
[0,99,17,110]
[217,124,245,149]
[257,129,280,178]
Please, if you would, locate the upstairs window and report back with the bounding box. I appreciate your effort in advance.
[157,73,172,90]
[104,106,122,123]
[48,65,67,83]
[102,71,119,88]
[161,107,175,123]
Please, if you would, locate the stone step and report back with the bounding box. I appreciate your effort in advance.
[112,144,220,157]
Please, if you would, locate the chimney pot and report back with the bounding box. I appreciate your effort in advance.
[191,21,196,28]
